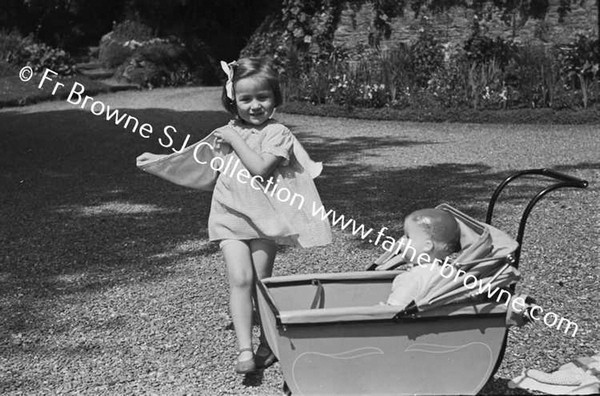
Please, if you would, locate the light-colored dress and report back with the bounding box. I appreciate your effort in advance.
[208,119,332,248]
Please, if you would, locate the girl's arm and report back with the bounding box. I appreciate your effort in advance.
[215,129,282,178]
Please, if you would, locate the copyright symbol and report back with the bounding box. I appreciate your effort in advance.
[19,66,33,82]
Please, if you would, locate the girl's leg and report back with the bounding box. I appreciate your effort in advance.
[250,239,277,280]
[221,239,255,365]
[249,239,278,366]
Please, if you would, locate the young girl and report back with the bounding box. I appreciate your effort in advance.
[211,58,331,374]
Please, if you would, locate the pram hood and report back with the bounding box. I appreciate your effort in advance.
[393,204,521,314]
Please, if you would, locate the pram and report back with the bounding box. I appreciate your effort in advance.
[256,169,588,395]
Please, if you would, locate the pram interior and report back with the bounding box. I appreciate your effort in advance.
[257,204,519,395]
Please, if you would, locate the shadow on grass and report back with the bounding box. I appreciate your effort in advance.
[0,106,595,339]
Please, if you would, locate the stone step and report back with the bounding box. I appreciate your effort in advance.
[78,68,114,80]
[98,77,139,90]
[88,46,99,58]
[76,61,103,70]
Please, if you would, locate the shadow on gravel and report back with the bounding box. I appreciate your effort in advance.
[306,153,595,247]
[242,370,265,387]
[479,377,534,395]
[0,108,230,337]
[0,107,595,339]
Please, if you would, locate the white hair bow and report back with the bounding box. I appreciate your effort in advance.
[220,60,237,100]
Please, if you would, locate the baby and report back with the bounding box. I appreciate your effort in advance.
[386,208,462,308]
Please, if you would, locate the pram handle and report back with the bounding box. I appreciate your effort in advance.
[486,168,588,224]
[485,168,588,267]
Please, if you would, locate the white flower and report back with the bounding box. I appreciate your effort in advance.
[483,86,491,100]
[499,87,508,101]
[123,39,143,49]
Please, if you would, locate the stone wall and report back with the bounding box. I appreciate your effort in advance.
[333,0,599,49]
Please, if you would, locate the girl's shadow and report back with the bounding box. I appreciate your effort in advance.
[242,369,265,387]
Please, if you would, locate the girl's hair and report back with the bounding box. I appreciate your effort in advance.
[221,57,283,116]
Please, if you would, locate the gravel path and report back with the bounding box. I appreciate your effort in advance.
[1,86,598,395]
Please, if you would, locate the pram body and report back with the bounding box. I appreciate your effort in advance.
[256,169,588,395]
[258,272,508,395]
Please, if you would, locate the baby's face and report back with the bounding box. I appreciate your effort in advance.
[403,219,433,263]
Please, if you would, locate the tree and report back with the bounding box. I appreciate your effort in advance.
[117,0,281,61]
[0,0,281,59]
[0,0,126,49]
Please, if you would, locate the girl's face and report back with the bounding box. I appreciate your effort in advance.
[234,76,276,126]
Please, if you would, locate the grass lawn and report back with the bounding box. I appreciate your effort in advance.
[0,87,598,394]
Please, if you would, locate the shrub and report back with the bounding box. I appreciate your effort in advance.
[14,42,76,76]
[278,18,600,112]
[466,59,505,109]
[0,31,75,76]
[99,37,134,69]
[0,30,75,76]
[346,56,390,108]
[427,58,470,108]
[111,20,154,42]
[381,44,414,103]
[180,37,219,85]
[464,34,515,68]
[325,73,353,105]
[98,19,215,87]
[0,30,33,63]
[410,26,444,88]
[280,46,349,105]
[240,15,288,73]
[558,34,600,84]
[463,17,516,68]
[356,83,388,108]
[505,45,562,108]
[116,38,199,88]
[321,47,392,108]
[0,60,17,78]
[99,20,154,69]
[557,34,600,108]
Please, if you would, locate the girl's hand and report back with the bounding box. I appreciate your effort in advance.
[214,128,282,178]
[214,129,240,146]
